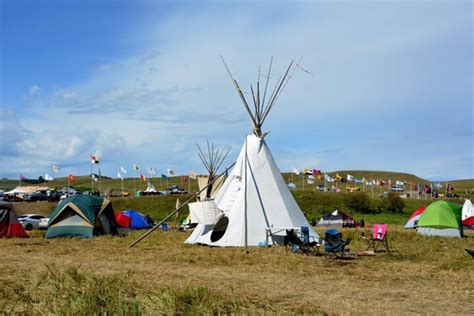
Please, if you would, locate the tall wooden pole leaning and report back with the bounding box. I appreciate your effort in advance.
[128,162,236,248]
[244,135,249,254]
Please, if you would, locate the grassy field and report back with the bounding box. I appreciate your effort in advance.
[1,227,473,314]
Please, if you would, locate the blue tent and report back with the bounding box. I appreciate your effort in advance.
[115,210,151,229]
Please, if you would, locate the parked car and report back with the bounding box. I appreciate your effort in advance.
[17,214,46,230]
[389,186,404,193]
[24,189,60,202]
[38,217,50,230]
[316,184,327,192]
[168,185,188,195]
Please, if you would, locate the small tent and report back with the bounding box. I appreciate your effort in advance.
[0,201,28,238]
[318,210,356,227]
[115,210,151,229]
[404,207,426,229]
[45,195,118,239]
[462,199,474,227]
[417,201,462,237]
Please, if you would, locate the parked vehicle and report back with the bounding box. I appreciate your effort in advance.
[38,217,50,230]
[17,214,46,230]
[24,189,60,202]
[316,184,327,192]
[389,186,404,193]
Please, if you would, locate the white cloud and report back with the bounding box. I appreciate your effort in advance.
[4,2,472,180]
[29,84,41,96]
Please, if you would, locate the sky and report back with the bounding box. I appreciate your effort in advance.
[0,0,472,181]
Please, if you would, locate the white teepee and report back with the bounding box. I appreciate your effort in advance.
[185,57,319,246]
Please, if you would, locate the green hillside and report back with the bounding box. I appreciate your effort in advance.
[2,170,472,197]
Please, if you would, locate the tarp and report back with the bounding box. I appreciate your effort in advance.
[46,195,117,239]
[417,201,462,237]
[197,175,225,201]
[115,210,151,229]
[0,201,28,238]
[404,207,426,229]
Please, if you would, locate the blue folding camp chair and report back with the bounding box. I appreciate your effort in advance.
[324,229,351,258]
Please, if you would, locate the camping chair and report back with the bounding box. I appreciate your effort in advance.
[324,229,351,258]
[284,228,322,255]
[365,224,389,252]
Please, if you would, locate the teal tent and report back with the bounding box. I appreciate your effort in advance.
[45,195,118,239]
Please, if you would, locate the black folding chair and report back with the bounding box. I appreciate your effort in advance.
[284,228,322,255]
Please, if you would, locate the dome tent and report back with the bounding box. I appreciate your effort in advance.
[115,210,151,229]
[404,207,426,229]
[318,210,356,227]
[0,201,28,238]
[417,201,462,238]
[45,195,118,239]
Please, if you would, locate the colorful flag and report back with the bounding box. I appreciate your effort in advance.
[396,180,405,186]
[291,167,300,175]
[432,182,443,189]
[325,174,335,183]
[446,183,454,192]
[90,156,99,164]
[181,175,189,182]
[120,166,127,174]
[335,174,342,181]
[167,169,175,176]
[69,174,76,182]
[117,172,123,180]
[133,164,140,171]
[140,174,147,182]
[347,174,355,182]
[148,167,156,176]
[92,174,98,182]
[52,165,60,173]
[161,174,168,179]
[44,174,54,181]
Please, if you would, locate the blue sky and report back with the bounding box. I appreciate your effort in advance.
[0,0,472,181]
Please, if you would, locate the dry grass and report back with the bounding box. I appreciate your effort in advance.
[1,226,473,314]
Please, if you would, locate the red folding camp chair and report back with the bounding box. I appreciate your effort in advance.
[366,224,389,252]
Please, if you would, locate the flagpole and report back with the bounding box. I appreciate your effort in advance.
[121,178,124,197]
[90,162,94,192]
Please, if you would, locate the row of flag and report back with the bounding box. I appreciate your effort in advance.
[291,168,456,192]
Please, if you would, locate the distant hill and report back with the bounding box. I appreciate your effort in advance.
[1,170,472,196]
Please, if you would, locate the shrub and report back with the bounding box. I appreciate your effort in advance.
[343,192,376,214]
[378,193,405,213]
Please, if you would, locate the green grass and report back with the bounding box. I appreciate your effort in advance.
[13,190,465,228]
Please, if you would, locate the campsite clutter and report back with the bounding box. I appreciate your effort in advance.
[0,59,472,261]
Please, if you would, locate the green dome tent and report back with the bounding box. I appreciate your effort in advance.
[45,195,118,239]
[417,200,462,238]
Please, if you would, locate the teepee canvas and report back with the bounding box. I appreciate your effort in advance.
[186,57,318,247]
